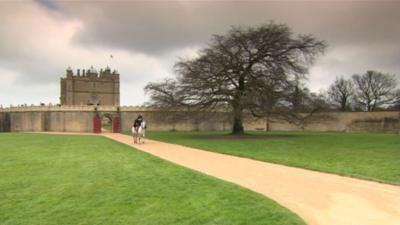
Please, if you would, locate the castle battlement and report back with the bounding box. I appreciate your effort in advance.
[60,66,120,106]
[64,66,119,80]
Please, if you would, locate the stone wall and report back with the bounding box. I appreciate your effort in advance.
[120,108,231,132]
[1,106,95,132]
[60,67,120,106]
[0,111,10,132]
[244,111,400,133]
[0,106,399,133]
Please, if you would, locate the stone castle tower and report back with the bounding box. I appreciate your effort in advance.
[60,66,120,106]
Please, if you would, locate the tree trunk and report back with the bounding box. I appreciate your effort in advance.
[232,74,245,135]
[340,97,347,111]
[231,107,244,135]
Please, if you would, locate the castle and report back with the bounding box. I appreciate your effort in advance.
[60,66,120,106]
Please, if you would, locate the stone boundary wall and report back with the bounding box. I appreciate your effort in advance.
[0,106,399,133]
[120,110,231,132]
[245,111,400,133]
[0,111,10,132]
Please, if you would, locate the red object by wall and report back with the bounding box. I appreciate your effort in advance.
[112,116,119,133]
[93,116,101,133]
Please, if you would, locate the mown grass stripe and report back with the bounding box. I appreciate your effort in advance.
[0,133,304,225]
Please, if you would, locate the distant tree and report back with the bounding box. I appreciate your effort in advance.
[352,71,398,111]
[145,22,326,135]
[327,76,354,111]
[279,87,331,130]
[387,90,400,111]
[285,79,310,113]
[395,93,400,110]
[144,79,184,108]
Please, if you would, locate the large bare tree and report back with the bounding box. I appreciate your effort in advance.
[352,70,398,111]
[328,76,354,111]
[145,22,326,134]
[394,90,400,110]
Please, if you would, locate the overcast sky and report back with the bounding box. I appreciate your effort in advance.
[1,0,400,106]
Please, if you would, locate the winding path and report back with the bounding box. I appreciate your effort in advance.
[100,133,400,225]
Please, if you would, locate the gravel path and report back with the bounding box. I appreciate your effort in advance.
[101,133,400,225]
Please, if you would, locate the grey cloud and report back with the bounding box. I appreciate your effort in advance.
[64,2,225,54]
[57,1,400,55]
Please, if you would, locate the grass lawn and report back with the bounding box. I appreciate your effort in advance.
[147,131,400,185]
[0,133,305,225]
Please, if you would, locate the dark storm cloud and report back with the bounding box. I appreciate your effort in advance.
[58,1,400,56]
[56,0,400,92]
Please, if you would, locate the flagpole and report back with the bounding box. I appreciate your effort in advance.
[109,54,113,69]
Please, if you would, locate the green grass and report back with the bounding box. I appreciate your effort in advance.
[147,131,400,185]
[0,133,305,225]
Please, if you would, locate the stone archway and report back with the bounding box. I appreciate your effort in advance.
[93,108,121,133]
[93,111,120,133]
[101,114,113,133]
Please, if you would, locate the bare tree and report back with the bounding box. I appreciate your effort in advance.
[352,71,398,111]
[144,79,185,108]
[328,76,354,111]
[283,78,311,113]
[278,89,331,130]
[146,22,326,135]
[388,89,400,110]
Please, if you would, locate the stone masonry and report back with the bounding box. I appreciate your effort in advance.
[0,106,399,133]
[60,66,120,106]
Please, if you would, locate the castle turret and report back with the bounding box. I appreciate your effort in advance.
[60,66,120,106]
[104,66,112,76]
[66,66,73,78]
[112,69,120,79]
[86,66,98,78]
